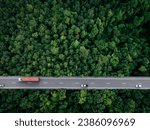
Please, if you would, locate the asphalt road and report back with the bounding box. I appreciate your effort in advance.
[0,77,150,89]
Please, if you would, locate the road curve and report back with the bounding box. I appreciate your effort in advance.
[0,77,150,89]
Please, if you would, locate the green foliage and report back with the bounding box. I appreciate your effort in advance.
[0,0,150,112]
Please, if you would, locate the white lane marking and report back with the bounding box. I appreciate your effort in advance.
[11,82,16,84]
[122,83,127,85]
[90,82,95,84]
[59,82,63,84]
[106,83,111,85]
[74,82,79,84]
[43,82,48,84]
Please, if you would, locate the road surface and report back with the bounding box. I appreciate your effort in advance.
[0,77,150,89]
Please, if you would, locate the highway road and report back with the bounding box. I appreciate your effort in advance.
[0,77,150,89]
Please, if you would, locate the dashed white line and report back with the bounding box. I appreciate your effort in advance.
[106,83,111,85]
[43,82,48,84]
[122,83,127,85]
[59,82,63,84]
[74,82,79,84]
[90,82,95,84]
[11,82,16,84]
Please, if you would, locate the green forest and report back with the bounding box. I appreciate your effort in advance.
[0,0,150,112]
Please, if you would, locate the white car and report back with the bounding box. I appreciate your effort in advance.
[80,84,88,88]
[0,84,5,87]
[135,84,142,88]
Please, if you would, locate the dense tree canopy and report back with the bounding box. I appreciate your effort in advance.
[0,0,150,112]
